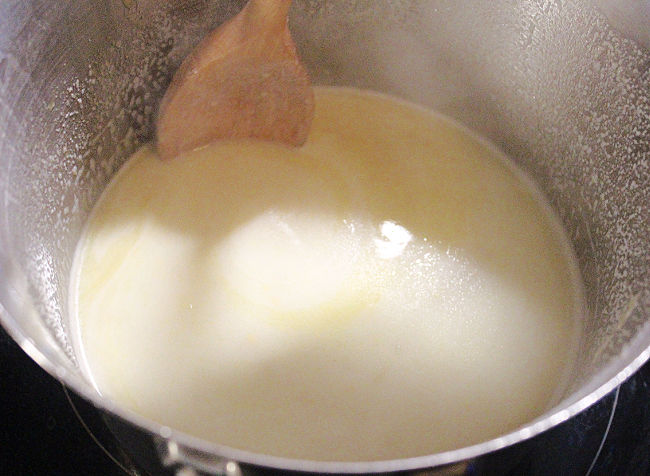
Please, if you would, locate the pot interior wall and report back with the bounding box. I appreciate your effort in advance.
[0,0,648,440]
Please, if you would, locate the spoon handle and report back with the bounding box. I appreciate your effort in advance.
[243,0,292,31]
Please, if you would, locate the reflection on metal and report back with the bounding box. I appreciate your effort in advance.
[158,437,242,476]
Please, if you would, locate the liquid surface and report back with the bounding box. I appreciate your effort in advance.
[72,87,582,461]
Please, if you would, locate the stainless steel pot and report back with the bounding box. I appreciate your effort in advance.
[0,1,648,474]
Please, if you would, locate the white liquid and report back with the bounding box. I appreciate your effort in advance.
[71,87,583,461]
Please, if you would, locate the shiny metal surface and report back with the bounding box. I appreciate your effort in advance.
[0,0,648,473]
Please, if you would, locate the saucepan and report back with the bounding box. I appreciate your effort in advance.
[0,0,648,474]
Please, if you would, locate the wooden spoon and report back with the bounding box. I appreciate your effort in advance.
[156,0,314,161]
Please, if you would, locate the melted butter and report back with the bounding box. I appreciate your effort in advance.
[71,87,583,461]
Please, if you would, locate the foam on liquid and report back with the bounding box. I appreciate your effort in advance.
[71,87,583,461]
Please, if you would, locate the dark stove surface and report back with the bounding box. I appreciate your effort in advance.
[1,326,649,476]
